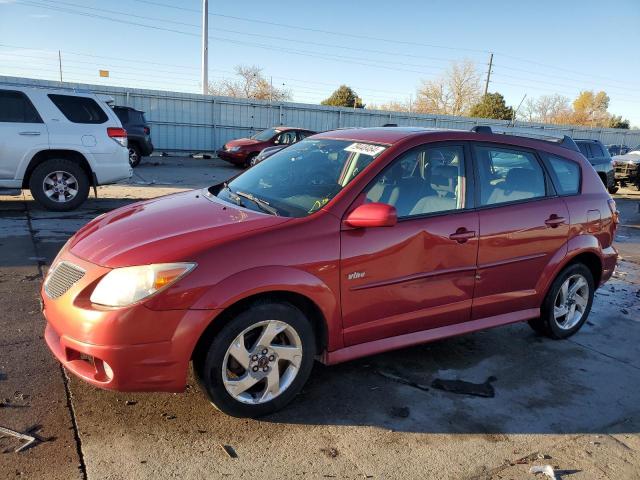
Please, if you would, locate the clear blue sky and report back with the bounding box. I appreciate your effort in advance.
[1,0,639,126]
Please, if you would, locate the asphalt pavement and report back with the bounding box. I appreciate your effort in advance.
[1,157,639,479]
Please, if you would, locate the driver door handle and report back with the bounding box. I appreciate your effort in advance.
[19,131,41,136]
[449,228,476,244]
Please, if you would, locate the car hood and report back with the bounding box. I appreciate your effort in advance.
[69,190,289,267]
[613,152,640,163]
[225,138,263,148]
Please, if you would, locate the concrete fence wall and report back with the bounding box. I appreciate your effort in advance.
[3,75,639,153]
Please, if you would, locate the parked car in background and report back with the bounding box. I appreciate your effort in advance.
[607,144,631,157]
[574,139,617,194]
[251,131,318,166]
[613,146,640,190]
[112,106,153,167]
[42,126,617,417]
[0,85,131,211]
[217,127,316,167]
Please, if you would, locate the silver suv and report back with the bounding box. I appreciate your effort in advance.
[0,84,131,211]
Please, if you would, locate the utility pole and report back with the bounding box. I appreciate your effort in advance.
[201,0,208,95]
[58,50,63,83]
[483,52,493,96]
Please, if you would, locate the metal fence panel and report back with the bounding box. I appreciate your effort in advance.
[2,75,639,152]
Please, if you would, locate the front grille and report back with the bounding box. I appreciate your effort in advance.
[45,261,85,299]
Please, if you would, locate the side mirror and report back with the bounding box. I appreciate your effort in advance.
[344,203,397,228]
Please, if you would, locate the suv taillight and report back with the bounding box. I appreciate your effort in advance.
[107,127,128,147]
[143,126,150,135]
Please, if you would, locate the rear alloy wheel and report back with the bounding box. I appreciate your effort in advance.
[29,158,89,211]
[528,263,594,339]
[128,145,141,167]
[244,153,258,169]
[196,301,315,417]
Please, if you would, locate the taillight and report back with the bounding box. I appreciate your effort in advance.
[608,198,619,224]
[107,127,128,147]
[143,126,150,135]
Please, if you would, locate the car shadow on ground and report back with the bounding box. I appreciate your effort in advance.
[261,314,640,435]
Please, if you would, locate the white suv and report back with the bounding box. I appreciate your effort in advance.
[0,85,132,211]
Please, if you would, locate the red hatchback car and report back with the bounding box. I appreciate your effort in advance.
[216,126,315,167]
[42,127,618,417]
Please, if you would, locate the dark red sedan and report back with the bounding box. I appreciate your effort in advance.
[216,127,316,167]
[42,127,617,417]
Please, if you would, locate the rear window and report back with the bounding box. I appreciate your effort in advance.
[590,142,605,157]
[0,90,42,123]
[48,94,108,124]
[113,108,128,123]
[544,154,581,195]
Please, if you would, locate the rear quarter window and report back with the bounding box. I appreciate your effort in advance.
[48,94,108,124]
[543,154,581,195]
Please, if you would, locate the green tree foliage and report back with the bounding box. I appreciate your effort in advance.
[321,85,365,108]
[609,115,630,129]
[469,92,514,120]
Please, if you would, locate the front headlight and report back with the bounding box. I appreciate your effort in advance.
[90,263,196,307]
[229,146,241,152]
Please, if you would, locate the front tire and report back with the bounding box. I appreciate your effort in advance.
[244,153,258,169]
[528,263,594,339]
[196,301,316,417]
[29,159,90,211]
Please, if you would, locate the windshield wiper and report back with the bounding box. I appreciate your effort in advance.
[235,190,279,216]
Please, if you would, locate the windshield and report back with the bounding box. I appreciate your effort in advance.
[214,139,387,217]
[251,128,280,141]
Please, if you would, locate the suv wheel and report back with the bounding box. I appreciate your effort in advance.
[196,301,315,417]
[128,145,141,168]
[29,159,90,211]
[528,263,594,339]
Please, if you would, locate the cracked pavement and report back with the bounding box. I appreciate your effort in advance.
[1,157,638,479]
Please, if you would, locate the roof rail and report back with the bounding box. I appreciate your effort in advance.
[470,125,580,152]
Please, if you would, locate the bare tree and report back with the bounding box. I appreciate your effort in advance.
[414,60,482,116]
[521,94,572,124]
[208,65,291,101]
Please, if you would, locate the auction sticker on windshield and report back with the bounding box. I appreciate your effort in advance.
[344,143,386,157]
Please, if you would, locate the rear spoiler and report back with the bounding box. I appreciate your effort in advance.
[471,126,580,152]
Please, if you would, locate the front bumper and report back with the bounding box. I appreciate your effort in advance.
[216,149,247,165]
[41,250,217,392]
[614,163,638,182]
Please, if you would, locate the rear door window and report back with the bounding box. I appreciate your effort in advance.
[474,145,547,206]
[48,94,108,124]
[0,90,42,123]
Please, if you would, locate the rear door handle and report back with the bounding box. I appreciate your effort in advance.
[19,131,41,136]
[545,215,566,228]
[449,228,476,243]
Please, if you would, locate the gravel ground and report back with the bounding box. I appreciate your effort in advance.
[0,157,638,479]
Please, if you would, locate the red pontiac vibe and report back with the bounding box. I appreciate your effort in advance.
[216,126,315,167]
[42,127,618,417]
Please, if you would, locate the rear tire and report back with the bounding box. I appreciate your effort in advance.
[608,186,619,194]
[195,301,316,417]
[244,153,258,169]
[128,144,141,167]
[528,263,595,339]
[29,158,90,211]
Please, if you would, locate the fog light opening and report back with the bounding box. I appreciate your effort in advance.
[94,358,114,382]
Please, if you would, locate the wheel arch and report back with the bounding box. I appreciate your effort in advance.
[22,149,94,189]
[191,289,329,368]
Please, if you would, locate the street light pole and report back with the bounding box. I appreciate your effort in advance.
[201,0,208,95]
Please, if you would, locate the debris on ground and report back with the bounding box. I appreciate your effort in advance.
[0,426,37,452]
[220,444,237,458]
[125,400,137,406]
[321,447,339,458]
[375,370,429,391]
[529,464,556,479]
[431,376,497,398]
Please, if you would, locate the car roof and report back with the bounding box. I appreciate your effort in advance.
[113,105,144,113]
[275,126,315,132]
[574,139,603,143]
[313,127,463,145]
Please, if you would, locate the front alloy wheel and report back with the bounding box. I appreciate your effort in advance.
[196,301,315,417]
[222,320,303,404]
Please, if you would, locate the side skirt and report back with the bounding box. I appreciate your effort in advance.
[322,308,539,365]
